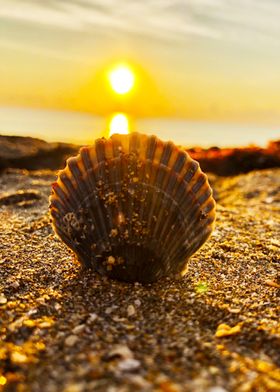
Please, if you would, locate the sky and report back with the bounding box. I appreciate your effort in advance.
[1,0,280,125]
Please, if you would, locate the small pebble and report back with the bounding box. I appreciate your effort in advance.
[11,352,28,364]
[65,335,79,347]
[215,323,242,338]
[265,279,280,288]
[108,345,134,360]
[88,313,98,323]
[228,308,241,314]
[127,304,136,316]
[54,303,62,311]
[10,281,20,289]
[72,324,85,334]
[207,387,228,392]
[118,358,140,372]
[0,294,7,305]
[63,383,85,392]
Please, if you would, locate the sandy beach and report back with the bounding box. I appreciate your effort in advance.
[2,1,280,389]
[0,142,279,391]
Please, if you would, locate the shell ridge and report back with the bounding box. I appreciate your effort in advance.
[80,148,107,247]
[148,166,179,245]
[68,156,112,256]
[163,196,214,261]
[174,223,213,270]
[157,183,213,262]
[168,209,215,266]
[50,185,72,212]
[67,159,98,245]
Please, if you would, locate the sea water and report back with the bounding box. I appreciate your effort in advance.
[0,106,279,148]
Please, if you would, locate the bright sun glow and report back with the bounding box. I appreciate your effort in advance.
[109,113,129,136]
[108,65,135,94]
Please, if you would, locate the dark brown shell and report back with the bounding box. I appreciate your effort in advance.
[49,132,216,283]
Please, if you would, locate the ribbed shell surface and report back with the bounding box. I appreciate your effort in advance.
[49,133,216,283]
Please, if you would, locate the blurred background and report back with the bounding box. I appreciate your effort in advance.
[0,0,280,147]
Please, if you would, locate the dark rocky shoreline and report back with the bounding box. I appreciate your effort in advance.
[1,134,280,175]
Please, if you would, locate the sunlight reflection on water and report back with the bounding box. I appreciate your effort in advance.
[0,106,279,147]
[108,113,130,137]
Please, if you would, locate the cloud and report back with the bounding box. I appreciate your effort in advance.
[1,0,280,56]
[0,0,221,41]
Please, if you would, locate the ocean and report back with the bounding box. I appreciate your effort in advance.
[0,106,279,148]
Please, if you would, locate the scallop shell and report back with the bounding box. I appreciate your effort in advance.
[49,132,216,283]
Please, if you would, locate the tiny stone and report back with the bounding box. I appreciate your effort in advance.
[54,303,62,310]
[134,299,141,307]
[118,358,140,372]
[265,279,280,288]
[209,366,219,375]
[112,316,126,322]
[107,256,116,265]
[72,324,85,334]
[88,313,98,323]
[11,351,28,364]
[10,281,20,289]
[128,375,151,388]
[228,308,241,313]
[40,321,53,328]
[110,229,118,237]
[65,335,79,347]
[105,307,114,314]
[108,345,134,360]
[0,294,7,305]
[207,387,228,392]
[63,383,85,392]
[127,304,136,316]
[265,197,273,204]
[215,323,242,337]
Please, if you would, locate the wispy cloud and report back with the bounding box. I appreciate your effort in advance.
[1,0,280,58]
[0,0,222,41]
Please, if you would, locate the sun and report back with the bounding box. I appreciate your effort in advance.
[108,64,135,95]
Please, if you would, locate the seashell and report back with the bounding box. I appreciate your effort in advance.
[49,132,216,283]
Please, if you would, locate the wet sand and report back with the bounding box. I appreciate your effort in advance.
[0,168,280,392]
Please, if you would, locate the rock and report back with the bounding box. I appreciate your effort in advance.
[87,313,98,323]
[188,141,280,176]
[127,304,136,316]
[0,294,7,305]
[207,387,228,392]
[10,281,20,289]
[134,299,141,307]
[105,307,114,314]
[0,190,41,207]
[0,135,79,171]
[215,323,243,338]
[65,335,79,347]
[11,352,28,365]
[126,375,151,389]
[265,279,280,288]
[63,383,85,392]
[72,324,85,334]
[107,345,134,360]
[118,358,141,372]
